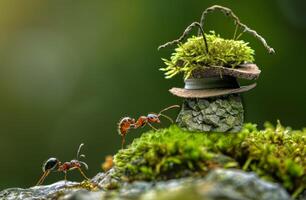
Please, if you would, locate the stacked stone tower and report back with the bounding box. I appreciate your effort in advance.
[171,64,260,132]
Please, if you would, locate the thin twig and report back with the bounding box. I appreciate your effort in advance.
[158,22,209,54]
[198,5,275,54]
[233,23,238,40]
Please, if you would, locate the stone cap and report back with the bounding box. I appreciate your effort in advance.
[189,63,261,80]
[169,83,256,98]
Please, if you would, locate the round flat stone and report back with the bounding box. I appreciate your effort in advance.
[170,83,256,98]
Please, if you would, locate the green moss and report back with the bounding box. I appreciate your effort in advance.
[114,122,305,196]
[66,180,99,191]
[160,31,255,79]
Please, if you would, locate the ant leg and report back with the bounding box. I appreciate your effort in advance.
[36,172,46,185]
[64,171,67,183]
[121,134,126,149]
[36,170,50,185]
[147,123,158,130]
[77,168,89,180]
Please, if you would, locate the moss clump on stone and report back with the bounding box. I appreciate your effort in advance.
[160,31,255,79]
[114,122,305,197]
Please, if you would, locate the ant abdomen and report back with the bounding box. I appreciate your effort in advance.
[43,158,59,172]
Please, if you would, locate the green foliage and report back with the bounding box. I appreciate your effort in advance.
[114,122,305,197]
[160,31,255,79]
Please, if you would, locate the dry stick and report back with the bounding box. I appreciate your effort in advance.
[198,5,275,54]
[233,23,239,40]
[158,22,209,54]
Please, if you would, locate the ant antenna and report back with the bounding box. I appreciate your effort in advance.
[79,161,89,170]
[157,105,180,123]
[76,143,89,170]
[158,105,180,115]
[159,113,174,123]
[76,143,85,160]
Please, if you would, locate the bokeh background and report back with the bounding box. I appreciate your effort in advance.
[0,0,305,189]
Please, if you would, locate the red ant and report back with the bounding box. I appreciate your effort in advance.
[36,143,89,185]
[118,105,180,148]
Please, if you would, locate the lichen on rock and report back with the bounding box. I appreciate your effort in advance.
[176,94,244,132]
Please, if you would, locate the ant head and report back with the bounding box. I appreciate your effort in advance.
[70,159,81,168]
[43,158,59,172]
[71,159,89,170]
[147,114,160,123]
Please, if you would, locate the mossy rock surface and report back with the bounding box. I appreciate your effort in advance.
[0,122,305,200]
[0,169,292,200]
[114,122,305,197]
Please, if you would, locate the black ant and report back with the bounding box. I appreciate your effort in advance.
[36,143,89,185]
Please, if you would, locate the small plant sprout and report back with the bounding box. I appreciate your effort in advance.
[36,143,89,185]
[118,105,180,148]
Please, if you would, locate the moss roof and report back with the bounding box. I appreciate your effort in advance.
[160,31,255,79]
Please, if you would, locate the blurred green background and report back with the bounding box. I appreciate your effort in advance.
[0,0,305,189]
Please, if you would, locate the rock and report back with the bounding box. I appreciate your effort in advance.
[203,169,291,200]
[198,99,209,109]
[225,115,236,126]
[187,99,197,110]
[202,124,212,132]
[0,169,292,200]
[58,191,105,200]
[177,95,244,132]
[203,114,220,126]
[0,181,80,200]
[204,107,213,114]
[216,108,226,116]
[192,111,200,117]
[91,169,121,189]
[139,169,291,200]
